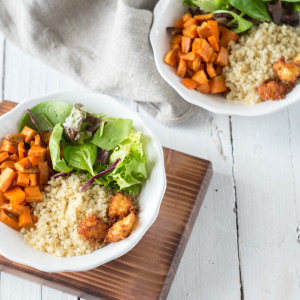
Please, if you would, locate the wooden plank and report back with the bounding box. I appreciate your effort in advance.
[0,101,212,300]
[231,107,300,300]
[1,272,41,300]
[3,41,85,102]
[138,109,241,299]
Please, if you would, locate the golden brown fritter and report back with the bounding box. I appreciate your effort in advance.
[78,214,109,247]
[104,212,135,242]
[273,56,300,83]
[108,193,135,221]
[257,79,295,101]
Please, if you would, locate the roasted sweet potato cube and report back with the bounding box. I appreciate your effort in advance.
[0,139,18,154]
[33,134,42,147]
[0,168,17,192]
[209,75,227,93]
[3,186,26,205]
[4,134,24,143]
[38,161,49,185]
[183,18,197,28]
[182,13,191,23]
[181,36,192,54]
[209,52,218,63]
[25,185,42,202]
[219,26,239,48]
[28,155,45,166]
[171,35,182,46]
[165,49,178,68]
[192,70,209,84]
[18,206,32,227]
[192,54,202,72]
[215,47,229,67]
[208,35,219,52]
[192,38,202,52]
[182,78,198,90]
[0,203,25,216]
[16,172,30,186]
[194,14,213,23]
[21,126,37,144]
[196,82,210,94]
[0,209,20,231]
[206,63,217,78]
[177,18,184,29]
[29,173,38,186]
[28,146,47,157]
[181,52,196,61]
[196,39,213,62]
[15,157,32,172]
[0,152,9,164]
[197,22,215,39]
[207,20,219,42]
[18,142,25,160]
[0,161,16,172]
[10,154,18,161]
[183,25,198,39]
[177,57,187,78]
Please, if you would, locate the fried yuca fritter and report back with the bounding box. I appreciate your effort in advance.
[104,212,135,242]
[78,214,108,247]
[273,56,300,83]
[108,193,135,220]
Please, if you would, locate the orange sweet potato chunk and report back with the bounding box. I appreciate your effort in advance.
[197,39,213,62]
[219,26,239,48]
[182,78,198,90]
[192,70,209,84]
[25,185,42,203]
[3,186,26,205]
[18,206,32,227]
[0,152,9,164]
[0,209,20,231]
[177,57,187,78]
[209,75,227,93]
[183,25,198,39]
[15,157,32,172]
[215,47,229,67]
[206,63,217,78]
[21,126,37,144]
[181,36,192,54]
[197,22,215,39]
[196,82,210,94]
[194,14,214,23]
[0,168,17,192]
[208,35,219,52]
[165,49,178,67]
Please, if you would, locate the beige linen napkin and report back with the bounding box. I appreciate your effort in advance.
[0,0,198,125]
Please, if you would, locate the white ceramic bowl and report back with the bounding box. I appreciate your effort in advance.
[0,90,166,272]
[150,0,300,116]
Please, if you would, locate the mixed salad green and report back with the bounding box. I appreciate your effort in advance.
[183,0,300,33]
[19,101,147,195]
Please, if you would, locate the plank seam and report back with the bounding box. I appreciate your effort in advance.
[229,116,244,300]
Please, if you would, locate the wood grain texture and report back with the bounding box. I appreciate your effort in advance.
[0,101,212,300]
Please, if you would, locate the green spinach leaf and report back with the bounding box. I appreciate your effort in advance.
[49,123,73,173]
[91,119,133,151]
[64,143,97,175]
[229,0,272,21]
[19,101,73,132]
[214,10,253,33]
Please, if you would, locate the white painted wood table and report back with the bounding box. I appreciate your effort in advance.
[0,32,300,300]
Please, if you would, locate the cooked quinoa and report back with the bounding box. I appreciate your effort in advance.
[223,23,300,104]
[21,174,113,257]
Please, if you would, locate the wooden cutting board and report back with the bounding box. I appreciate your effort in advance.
[0,100,213,300]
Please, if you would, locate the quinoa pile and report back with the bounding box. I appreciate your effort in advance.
[21,174,113,257]
[223,23,300,104]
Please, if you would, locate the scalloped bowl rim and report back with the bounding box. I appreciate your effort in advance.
[0,90,166,272]
[150,0,300,116]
